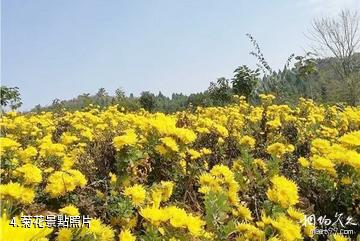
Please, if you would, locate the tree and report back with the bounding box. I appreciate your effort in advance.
[115,88,125,100]
[51,98,64,111]
[245,34,321,102]
[308,9,360,105]
[33,104,42,113]
[0,86,22,110]
[139,91,156,111]
[208,77,233,105]
[96,88,108,98]
[157,91,166,99]
[293,53,318,99]
[95,88,110,107]
[187,92,212,108]
[78,93,92,108]
[232,65,260,100]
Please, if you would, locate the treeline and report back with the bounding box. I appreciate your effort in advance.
[4,50,360,114]
[30,51,360,113]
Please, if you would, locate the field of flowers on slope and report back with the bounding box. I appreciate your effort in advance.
[0,95,360,241]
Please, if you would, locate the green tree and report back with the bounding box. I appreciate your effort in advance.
[208,77,233,105]
[293,53,318,99]
[245,34,320,102]
[0,86,22,110]
[115,88,126,100]
[139,91,156,111]
[95,88,111,107]
[78,93,92,107]
[232,65,260,100]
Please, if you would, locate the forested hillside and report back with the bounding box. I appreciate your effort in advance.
[26,52,360,113]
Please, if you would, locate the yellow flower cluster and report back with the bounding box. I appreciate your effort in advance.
[45,170,87,198]
[0,137,20,155]
[57,218,115,241]
[0,96,359,241]
[14,163,42,184]
[0,182,35,204]
[124,184,146,206]
[151,181,175,207]
[266,175,299,208]
[59,204,80,216]
[307,136,360,177]
[199,164,240,205]
[140,205,206,237]
[267,142,295,158]
[339,130,360,147]
[113,129,138,150]
[119,229,136,241]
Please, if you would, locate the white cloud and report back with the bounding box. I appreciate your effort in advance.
[299,0,360,16]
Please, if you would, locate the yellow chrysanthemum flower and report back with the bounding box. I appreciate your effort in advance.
[113,129,137,150]
[59,204,80,216]
[124,184,146,206]
[119,229,136,241]
[15,163,42,184]
[266,175,299,208]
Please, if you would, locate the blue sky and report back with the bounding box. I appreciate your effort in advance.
[2,0,359,110]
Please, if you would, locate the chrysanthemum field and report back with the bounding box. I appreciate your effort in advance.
[1,95,359,241]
